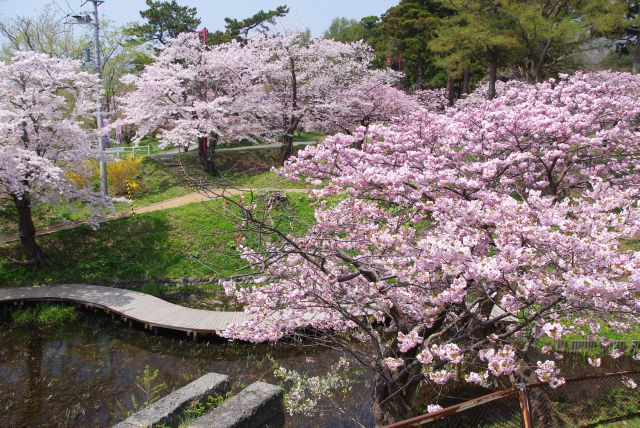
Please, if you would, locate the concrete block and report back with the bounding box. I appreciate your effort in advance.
[188,381,284,428]
[113,372,229,428]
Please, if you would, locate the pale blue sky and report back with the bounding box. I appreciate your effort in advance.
[0,0,399,35]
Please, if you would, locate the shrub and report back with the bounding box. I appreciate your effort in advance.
[107,157,143,196]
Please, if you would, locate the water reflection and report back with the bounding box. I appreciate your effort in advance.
[0,312,374,428]
[2,309,637,428]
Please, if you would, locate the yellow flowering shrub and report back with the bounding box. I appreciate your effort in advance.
[107,157,143,196]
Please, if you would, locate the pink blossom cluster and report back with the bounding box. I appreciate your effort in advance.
[397,328,424,353]
[480,346,518,377]
[432,343,464,364]
[535,360,565,388]
[222,71,640,390]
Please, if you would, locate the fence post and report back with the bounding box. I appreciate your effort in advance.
[517,383,534,428]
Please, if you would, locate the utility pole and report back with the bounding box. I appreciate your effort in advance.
[72,1,108,195]
[91,0,108,196]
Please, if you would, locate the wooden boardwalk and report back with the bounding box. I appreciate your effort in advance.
[0,284,250,337]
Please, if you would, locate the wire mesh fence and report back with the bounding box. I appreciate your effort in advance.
[530,370,640,427]
[427,391,522,428]
[384,369,640,428]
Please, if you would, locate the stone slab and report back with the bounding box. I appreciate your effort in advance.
[113,372,229,428]
[188,382,284,428]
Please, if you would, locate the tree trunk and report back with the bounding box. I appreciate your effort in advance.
[198,135,219,175]
[372,372,414,426]
[488,51,498,100]
[416,61,424,89]
[12,193,47,268]
[462,68,470,95]
[446,75,455,107]
[280,134,294,164]
[534,61,545,83]
[633,32,640,74]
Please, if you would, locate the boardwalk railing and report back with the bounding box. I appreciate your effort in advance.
[384,368,640,428]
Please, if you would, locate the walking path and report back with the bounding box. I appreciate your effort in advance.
[0,284,248,335]
[0,188,307,244]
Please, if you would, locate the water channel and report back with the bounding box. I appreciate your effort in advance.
[0,309,374,427]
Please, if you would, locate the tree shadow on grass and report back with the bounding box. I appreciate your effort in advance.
[0,213,177,286]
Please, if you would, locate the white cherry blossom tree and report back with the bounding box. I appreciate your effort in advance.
[0,51,111,266]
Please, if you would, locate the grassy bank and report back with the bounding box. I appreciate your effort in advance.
[0,143,311,237]
[1,303,79,326]
[0,193,314,286]
[0,157,193,236]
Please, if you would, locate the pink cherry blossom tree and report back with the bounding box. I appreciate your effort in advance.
[118,33,269,174]
[309,70,421,146]
[0,51,112,266]
[241,33,377,162]
[221,71,640,424]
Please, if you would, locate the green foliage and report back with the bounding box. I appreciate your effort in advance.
[115,365,167,420]
[597,45,637,72]
[429,1,518,77]
[324,18,368,43]
[372,0,455,88]
[0,4,76,59]
[126,0,201,46]
[7,303,78,327]
[178,391,233,426]
[208,6,289,45]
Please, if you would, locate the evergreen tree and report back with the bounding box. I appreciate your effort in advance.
[126,0,200,46]
[429,1,518,99]
[207,5,289,45]
[373,0,455,89]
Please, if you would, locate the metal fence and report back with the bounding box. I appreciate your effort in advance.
[384,369,640,428]
[105,145,159,159]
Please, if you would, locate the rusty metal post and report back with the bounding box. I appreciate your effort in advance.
[517,383,534,428]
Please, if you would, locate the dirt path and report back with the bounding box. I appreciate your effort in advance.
[0,188,308,244]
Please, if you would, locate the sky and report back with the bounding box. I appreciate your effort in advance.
[0,0,399,35]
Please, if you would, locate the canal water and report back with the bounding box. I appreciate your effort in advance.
[0,309,374,428]
[2,306,638,427]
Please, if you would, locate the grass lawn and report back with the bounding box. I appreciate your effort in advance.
[552,385,640,427]
[0,193,314,287]
[293,131,325,142]
[598,419,640,427]
[0,144,312,237]
[126,157,193,207]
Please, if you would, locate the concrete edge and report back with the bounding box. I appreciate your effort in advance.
[188,381,284,428]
